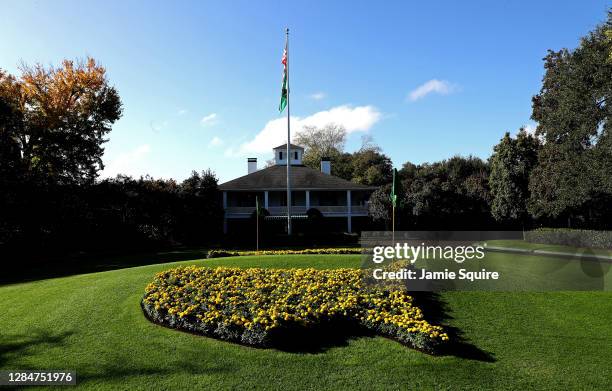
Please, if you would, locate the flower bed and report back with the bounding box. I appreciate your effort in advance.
[206,248,363,258]
[142,266,448,352]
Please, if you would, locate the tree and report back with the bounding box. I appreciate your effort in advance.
[489,129,540,222]
[294,123,346,169]
[0,89,23,181]
[0,58,122,184]
[606,22,612,61]
[529,13,612,222]
[179,170,223,244]
[331,152,354,180]
[368,183,393,228]
[400,156,492,229]
[181,169,219,199]
[349,142,393,186]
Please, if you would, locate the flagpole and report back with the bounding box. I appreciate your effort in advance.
[285,27,292,236]
[390,168,397,245]
[392,204,395,245]
[256,196,260,251]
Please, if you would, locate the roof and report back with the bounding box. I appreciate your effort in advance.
[273,143,304,150]
[219,165,375,191]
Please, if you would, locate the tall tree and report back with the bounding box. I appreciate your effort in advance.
[489,129,540,222]
[529,13,612,220]
[294,124,346,169]
[0,78,23,181]
[350,143,393,186]
[402,156,491,229]
[0,58,122,184]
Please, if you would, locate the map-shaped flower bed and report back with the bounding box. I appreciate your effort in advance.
[142,266,448,352]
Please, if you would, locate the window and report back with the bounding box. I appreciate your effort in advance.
[279,151,283,160]
[294,151,298,160]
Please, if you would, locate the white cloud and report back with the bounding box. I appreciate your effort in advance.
[200,113,218,126]
[102,144,151,177]
[408,79,457,102]
[309,92,326,100]
[236,105,381,155]
[208,136,224,147]
[178,109,188,115]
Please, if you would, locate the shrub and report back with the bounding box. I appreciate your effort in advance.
[525,228,612,249]
[206,248,363,258]
[142,266,448,352]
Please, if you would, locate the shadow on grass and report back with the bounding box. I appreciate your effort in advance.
[0,247,209,286]
[268,319,376,354]
[410,291,496,362]
[75,359,233,385]
[0,330,74,367]
[0,329,233,385]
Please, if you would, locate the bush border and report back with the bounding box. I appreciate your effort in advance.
[525,228,612,249]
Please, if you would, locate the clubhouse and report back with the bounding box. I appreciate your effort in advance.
[219,144,375,234]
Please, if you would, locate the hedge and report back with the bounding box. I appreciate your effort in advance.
[142,266,448,352]
[525,228,612,249]
[207,248,363,258]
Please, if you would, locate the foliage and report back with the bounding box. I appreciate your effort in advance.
[0,172,222,254]
[525,228,612,250]
[529,13,612,219]
[178,170,224,244]
[142,266,448,351]
[0,58,122,185]
[207,248,363,258]
[349,143,393,186]
[368,180,407,228]
[489,129,540,222]
[295,124,346,169]
[383,156,492,229]
[295,125,392,185]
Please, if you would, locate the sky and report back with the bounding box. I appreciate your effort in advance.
[1,1,609,182]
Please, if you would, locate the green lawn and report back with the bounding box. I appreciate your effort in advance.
[485,239,612,257]
[1,254,611,390]
[413,249,611,291]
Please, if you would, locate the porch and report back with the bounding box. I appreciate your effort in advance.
[222,189,371,233]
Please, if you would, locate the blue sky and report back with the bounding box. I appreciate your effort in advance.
[1,1,608,182]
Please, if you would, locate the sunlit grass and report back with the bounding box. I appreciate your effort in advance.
[0,254,610,390]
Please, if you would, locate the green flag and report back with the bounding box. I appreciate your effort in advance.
[390,168,397,207]
[279,43,288,112]
[256,196,260,217]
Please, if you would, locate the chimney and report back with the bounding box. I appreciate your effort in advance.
[248,158,257,174]
[320,157,331,175]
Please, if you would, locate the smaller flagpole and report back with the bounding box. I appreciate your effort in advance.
[256,196,260,251]
[390,168,397,245]
[392,203,395,245]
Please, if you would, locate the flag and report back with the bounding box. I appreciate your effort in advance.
[279,43,288,112]
[390,168,397,207]
[256,196,261,217]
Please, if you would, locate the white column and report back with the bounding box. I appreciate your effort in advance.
[347,190,352,233]
[264,191,269,209]
[222,191,228,234]
[305,190,310,210]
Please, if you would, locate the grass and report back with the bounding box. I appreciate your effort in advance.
[1,254,611,390]
[413,250,612,291]
[485,239,612,257]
